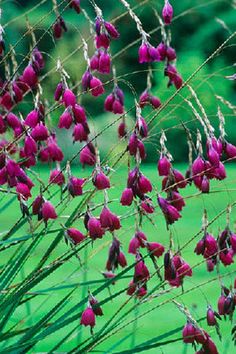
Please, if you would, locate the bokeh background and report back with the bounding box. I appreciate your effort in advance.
[2,0,236,162]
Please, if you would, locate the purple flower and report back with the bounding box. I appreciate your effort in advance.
[89,76,105,97]
[87,217,104,240]
[100,206,120,231]
[158,155,171,176]
[66,228,85,244]
[67,176,84,196]
[80,144,96,167]
[162,0,173,25]
[158,195,181,224]
[41,201,57,222]
[58,110,73,129]
[93,170,110,190]
[80,307,95,327]
[120,188,134,206]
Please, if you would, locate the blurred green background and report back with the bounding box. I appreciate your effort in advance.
[1,0,236,162]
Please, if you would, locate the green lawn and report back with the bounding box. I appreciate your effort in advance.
[0,163,236,353]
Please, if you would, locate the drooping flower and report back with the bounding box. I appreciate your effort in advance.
[41,201,57,222]
[89,293,103,316]
[66,228,85,244]
[106,237,127,271]
[87,217,104,240]
[69,0,81,14]
[182,322,196,343]
[58,110,73,129]
[62,88,76,108]
[93,170,110,190]
[120,188,134,206]
[89,76,105,97]
[162,0,173,25]
[128,231,147,254]
[158,155,171,176]
[31,123,49,141]
[100,206,121,231]
[80,307,96,328]
[49,169,65,186]
[147,242,165,258]
[206,306,218,326]
[67,176,84,197]
[80,144,96,167]
[158,195,181,225]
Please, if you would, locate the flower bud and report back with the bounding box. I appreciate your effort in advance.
[79,144,96,167]
[120,188,133,206]
[89,77,105,97]
[25,110,39,128]
[93,170,110,190]
[100,206,121,231]
[62,88,76,107]
[67,176,84,196]
[104,21,119,39]
[88,217,104,239]
[58,110,73,129]
[162,1,173,25]
[49,169,65,186]
[31,123,49,141]
[66,228,85,244]
[98,51,111,74]
[41,201,57,221]
[158,156,171,176]
[80,307,95,327]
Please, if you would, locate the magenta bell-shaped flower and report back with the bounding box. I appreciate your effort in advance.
[224,141,236,158]
[100,206,121,231]
[134,256,150,282]
[62,88,76,108]
[58,110,73,129]
[207,144,220,167]
[66,228,85,244]
[31,123,49,141]
[95,33,110,49]
[158,155,171,176]
[24,136,37,156]
[120,188,134,206]
[25,110,40,128]
[89,76,105,97]
[158,195,181,224]
[98,51,111,74]
[162,0,173,25]
[136,116,148,138]
[21,65,38,89]
[67,176,84,197]
[104,21,120,39]
[147,242,165,257]
[49,169,65,186]
[137,174,152,194]
[73,123,89,142]
[16,182,32,200]
[128,231,147,254]
[93,170,110,190]
[206,306,218,326]
[80,307,95,328]
[41,201,57,222]
[87,217,104,240]
[73,104,87,123]
[79,144,96,167]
